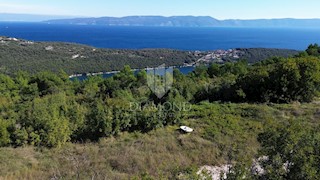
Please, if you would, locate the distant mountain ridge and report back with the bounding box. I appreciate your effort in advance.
[47,16,221,27]
[45,16,320,28]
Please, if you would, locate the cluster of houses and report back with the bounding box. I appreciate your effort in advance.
[199,49,244,64]
[186,49,245,67]
[0,36,34,46]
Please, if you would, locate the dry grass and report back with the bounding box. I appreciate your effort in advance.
[0,127,222,179]
[1,102,320,179]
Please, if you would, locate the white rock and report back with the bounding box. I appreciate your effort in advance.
[45,46,54,51]
[198,165,232,180]
[180,126,193,133]
[72,54,80,59]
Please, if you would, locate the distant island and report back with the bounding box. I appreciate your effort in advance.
[45,15,320,28]
[1,14,320,28]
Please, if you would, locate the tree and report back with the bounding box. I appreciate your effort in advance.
[269,57,320,102]
[0,119,10,146]
[21,93,72,147]
[208,63,221,78]
[306,43,320,56]
[193,65,209,79]
[0,74,17,98]
[80,76,103,100]
[136,69,147,86]
[235,66,271,102]
[29,72,65,96]
[235,56,320,103]
[256,120,320,179]
[82,99,113,140]
[114,65,137,89]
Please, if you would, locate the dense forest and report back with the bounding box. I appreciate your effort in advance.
[0,36,299,75]
[0,44,319,179]
[234,48,300,64]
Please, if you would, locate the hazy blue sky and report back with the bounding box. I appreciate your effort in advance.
[1,0,320,19]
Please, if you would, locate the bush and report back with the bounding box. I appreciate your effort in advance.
[0,119,10,146]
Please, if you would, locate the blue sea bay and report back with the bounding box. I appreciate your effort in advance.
[1,22,320,51]
[1,22,320,79]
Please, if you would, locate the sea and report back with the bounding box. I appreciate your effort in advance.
[1,22,320,79]
[1,22,320,51]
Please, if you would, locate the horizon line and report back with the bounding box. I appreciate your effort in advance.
[2,13,320,21]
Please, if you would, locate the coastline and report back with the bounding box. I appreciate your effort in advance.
[68,64,195,79]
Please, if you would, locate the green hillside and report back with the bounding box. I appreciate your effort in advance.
[0,44,320,178]
[1,102,319,179]
[0,37,198,75]
[0,37,299,75]
[236,48,300,63]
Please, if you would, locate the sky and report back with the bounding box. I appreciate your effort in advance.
[1,0,320,19]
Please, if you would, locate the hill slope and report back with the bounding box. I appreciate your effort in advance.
[236,48,300,63]
[0,37,198,75]
[1,102,319,179]
[0,37,299,75]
